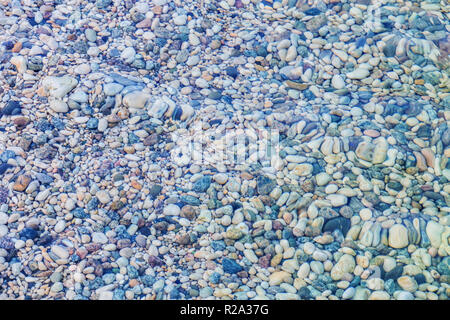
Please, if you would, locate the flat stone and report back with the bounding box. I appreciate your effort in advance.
[103,83,124,96]
[331,254,355,281]
[222,258,243,274]
[397,276,418,292]
[41,76,78,98]
[316,172,331,186]
[92,232,108,244]
[269,271,291,286]
[327,194,348,207]
[372,138,388,164]
[332,74,345,89]
[347,68,370,80]
[426,221,444,248]
[49,100,69,113]
[356,142,375,162]
[389,224,409,249]
[51,245,69,259]
[164,204,180,216]
[213,173,228,185]
[293,163,313,176]
[123,91,150,109]
[96,190,111,204]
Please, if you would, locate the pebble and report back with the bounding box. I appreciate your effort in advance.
[347,68,370,80]
[164,204,180,216]
[123,91,150,109]
[0,0,447,302]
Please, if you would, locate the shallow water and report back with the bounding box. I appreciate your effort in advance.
[0,0,448,300]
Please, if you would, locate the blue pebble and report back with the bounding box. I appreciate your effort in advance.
[89,277,104,290]
[211,240,226,251]
[113,288,125,300]
[339,96,351,105]
[86,118,99,130]
[222,258,243,274]
[103,273,116,285]
[127,265,139,279]
[86,197,99,211]
[304,8,321,16]
[192,176,211,193]
[72,207,88,219]
[81,106,94,115]
[128,132,140,144]
[109,48,120,57]
[19,228,38,240]
[169,288,180,299]
[141,275,156,287]
[51,117,65,130]
[303,89,316,100]
[209,272,221,284]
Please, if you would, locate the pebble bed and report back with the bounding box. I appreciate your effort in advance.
[0,0,449,300]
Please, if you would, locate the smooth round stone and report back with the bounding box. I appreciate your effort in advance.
[50,282,63,293]
[303,242,316,255]
[396,291,415,300]
[368,291,390,300]
[164,204,180,216]
[325,184,338,194]
[0,212,7,224]
[397,276,418,292]
[96,190,111,204]
[297,263,310,279]
[383,257,397,272]
[195,78,209,88]
[70,90,88,103]
[87,46,100,57]
[359,208,372,221]
[331,254,355,280]
[51,246,69,259]
[342,287,355,299]
[326,194,348,207]
[15,240,25,249]
[388,224,409,249]
[121,47,136,63]
[310,261,324,274]
[347,68,370,80]
[213,173,228,185]
[92,232,108,244]
[350,107,363,117]
[104,83,124,96]
[316,172,331,186]
[332,74,345,89]
[173,15,187,25]
[54,220,66,233]
[49,100,69,113]
[74,63,91,75]
[0,225,8,237]
[85,29,97,42]
[123,91,150,109]
[426,221,444,248]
